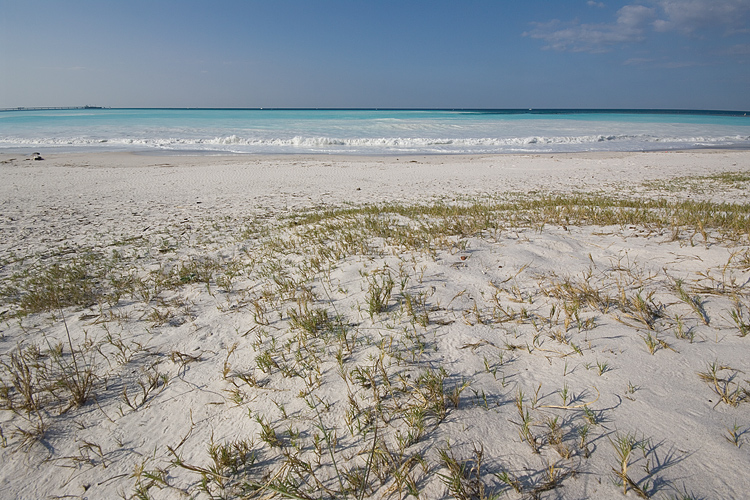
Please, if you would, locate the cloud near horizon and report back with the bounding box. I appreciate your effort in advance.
[525,0,750,53]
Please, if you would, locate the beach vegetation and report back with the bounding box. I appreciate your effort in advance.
[729,301,750,337]
[437,443,502,500]
[609,431,651,498]
[673,279,710,325]
[1,171,750,498]
[697,362,749,407]
[724,421,747,448]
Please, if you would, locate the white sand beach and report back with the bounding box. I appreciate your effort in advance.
[1,150,749,499]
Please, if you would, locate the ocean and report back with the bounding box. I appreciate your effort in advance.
[1,108,748,155]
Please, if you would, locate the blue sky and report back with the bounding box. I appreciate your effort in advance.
[1,0,749,109]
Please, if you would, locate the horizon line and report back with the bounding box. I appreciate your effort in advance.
[1,106,749,116]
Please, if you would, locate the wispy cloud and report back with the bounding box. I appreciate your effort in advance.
[587,1,605,7]
[623,57,704,68]
[524,5,655,53]
[526,0,750,53]
[661,60,703,68]
[623,57,654,65]
[653,0,750,34]
[726,44,750,55]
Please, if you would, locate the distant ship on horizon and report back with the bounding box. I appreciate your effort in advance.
[1,105,106,111]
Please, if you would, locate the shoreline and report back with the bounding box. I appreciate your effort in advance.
[5,146,749,159]
[3,144,750,158]
[3,150,749,211]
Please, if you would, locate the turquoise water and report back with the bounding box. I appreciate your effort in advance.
[1,108,748,154]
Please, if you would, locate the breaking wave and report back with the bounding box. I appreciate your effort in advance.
[2,132,749,154]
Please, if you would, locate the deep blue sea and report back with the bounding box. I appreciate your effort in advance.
[1,108,748,155]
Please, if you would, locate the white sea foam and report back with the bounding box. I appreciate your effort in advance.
[3,133,748,153]
[1,109,748,154]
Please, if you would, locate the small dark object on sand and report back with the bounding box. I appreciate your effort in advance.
[32,152,44,161]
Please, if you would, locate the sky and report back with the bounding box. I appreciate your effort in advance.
[1,0,749,110]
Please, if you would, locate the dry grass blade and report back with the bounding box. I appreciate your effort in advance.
[673,279,709,325]
[539,386,600,410]
[619,291,663,330]
[697,362,748,407]
[611,467,651,499]
[437,443,493,500]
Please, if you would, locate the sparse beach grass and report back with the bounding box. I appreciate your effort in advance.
[0,164,749,499]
